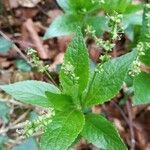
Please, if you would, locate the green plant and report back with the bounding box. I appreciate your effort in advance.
[44,0,150,106]
[133,3,150,105]
[0,27,137,149]
[0,2,149,150]
[44,0,143,39]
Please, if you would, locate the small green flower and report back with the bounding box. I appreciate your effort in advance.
[23,108,55,137]
[62,61,79,84]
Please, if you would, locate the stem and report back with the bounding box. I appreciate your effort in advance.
[44,69,58,87]
[126,100,135,150]
[111,101,130,125]
[0,30,32,66]
[0,30,58,87]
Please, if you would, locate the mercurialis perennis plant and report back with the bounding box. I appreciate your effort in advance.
[133,3,150,105]
[1,1,150,150]
[0,27,137,150]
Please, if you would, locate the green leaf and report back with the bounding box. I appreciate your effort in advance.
[0,80,60,107]
[0,37,12,53]
[133,72,150,105]
[123,14,142,41]
[101,0,131,13]
[56,0,70,12]
[140,4,150,66]
[44,14,83,39]
[122,14,142,29]
[15,59,31,72]
[45,91,73,111]
[60,28,89,101]
[86,16,108,36]
[81,113,127,150]
[56,0,101,14]
[0,101,10,123]
[84,50,137,107]
[40,109,85,150]
[124,3,143,14]
[12,138,38,150]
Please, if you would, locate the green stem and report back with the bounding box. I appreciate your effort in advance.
[44,69,58,87]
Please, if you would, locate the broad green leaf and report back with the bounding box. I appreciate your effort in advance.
[44,14,83,39]
[123,14,142,41]
[40,109,85,150]
[0,80,60,107]
[86,16,108,36]
[101,0,131,13]
[45,91,73,111]
[124,3,143,14]
[12,138,38,150]
[122,14,142,29]
[140,4,150,66]
[0,101,10,123]
[133,72,150,105]
[81,114,127,150]
[84,50,137,107]
[0,37,12,53]
[60,29,89,102]
[56,0,102,14]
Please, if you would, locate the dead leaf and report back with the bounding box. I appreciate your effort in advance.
[18,0,41,8]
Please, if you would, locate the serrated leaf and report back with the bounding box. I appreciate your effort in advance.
[86,16,108,36]
[40,109,85,150]
[124,3,143,14]
[133,72,150,105]
[81,113,127,150]
[140,4,150,66]
[44,14,83,39]
[0,37,12,53]
[45,91,73,111]
[101,0,131,13]
[60,29,89,102]
[84,50,137,107]
[56,0,101,14]
[0,80,60,107]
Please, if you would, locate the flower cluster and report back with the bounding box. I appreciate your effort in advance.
[107,11,124,40]
[85,12,123,67]
[129,42,145,77]
[24,108,55,137]
[61,61,79,84]
[85,25,115,52]
[27,48,49,73]
[129,4,150,77]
